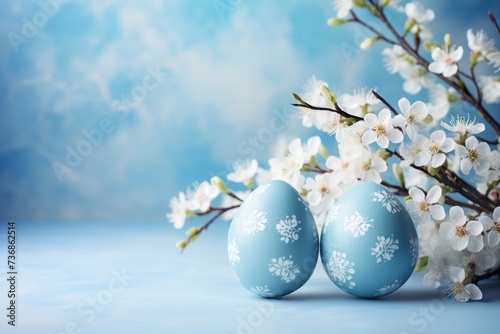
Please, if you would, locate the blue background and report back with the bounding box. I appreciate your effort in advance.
[0,0,498,222]
[1,1,500,333]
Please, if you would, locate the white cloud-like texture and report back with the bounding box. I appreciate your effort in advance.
[0,0,493,220]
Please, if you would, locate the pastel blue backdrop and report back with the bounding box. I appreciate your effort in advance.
[1,2,500,334]
[1,0,498,222]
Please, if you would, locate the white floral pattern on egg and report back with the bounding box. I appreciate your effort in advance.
[228,180,319,298]
[320,182,418,298]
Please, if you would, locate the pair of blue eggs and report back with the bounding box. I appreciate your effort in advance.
[227,180,418,298]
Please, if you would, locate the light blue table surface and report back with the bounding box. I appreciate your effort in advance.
[0,220,498,334]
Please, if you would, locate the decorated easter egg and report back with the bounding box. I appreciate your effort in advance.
[228,180,319,298]
[320,182,418,298]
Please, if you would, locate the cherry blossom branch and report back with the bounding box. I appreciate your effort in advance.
[293,86,496,213]
[349,10,397,45]
[381,180,484,212]
[292,94,363,121]
[469,65,483,105]
[179,204,240,253]
[489,11,500,35]
[387,149,496,213]
[365,2,500,133]
[372,90,399,116]
[472,264,500,285]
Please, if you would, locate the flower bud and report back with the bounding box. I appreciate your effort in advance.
[211,176,228,193]
[327,18,346,26]
[404,18,416,33]
[319,144,330,160]
[360,35,380,50]
[353,0,366,7]
[176,240,188,249]
[320,84,337,104]
[444,33,452,49]
[392,163,405,188]
[186,226,199,236]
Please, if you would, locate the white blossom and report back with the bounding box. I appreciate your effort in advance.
[428,46,464,78]
[227,159,258,187]
[405,2,435,40]
[393,97,429,139]
[382,45,410,74]
[305,172,342,209]
[479,207,500,248]
[333,0,354,19]
[467,29,495,61]
[428,84,459,124]
[299,76,332,128]
[337,121,368,160]
[455,136,491,175]
[355,154,387,184]
[439,206,484,252]
[362,109,403,148]
[447,266,482,302]
[488,50,500,73]
[406,185,445,222]
[189,181,220,213]
[400,64,434,94]
[166,192,190,229]
[479,75,500,104]
[325,155,356,186]
[485,150,500,183]
[441,114,485,137]
[269,136,320,187]
[414,130,455,168]
[337,87,381,117]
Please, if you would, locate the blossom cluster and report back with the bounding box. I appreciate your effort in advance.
[167,0,500,302]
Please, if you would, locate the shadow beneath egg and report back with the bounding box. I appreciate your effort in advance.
[278,277,500,302]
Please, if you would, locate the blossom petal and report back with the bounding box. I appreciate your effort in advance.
[443,64,458,77]
[364,113,378,127]
[449,266,465,283]
[440,138,456,153]
[398,97,410,114]
[415,151,431,166]
[465,284,482,300]
[410,101,429,119]
[465,136,478,150]
[450,235,468,251]
[487,230,500,247]
[429,205,445,220]
[439,222,456,239]
[429,61,445,74]
[409,187,425,201]
[466,220,483,236]
[377,135,389,149]
[362,130,377,145]
[460,159,472,175]
[379,108,391,124]
[466,235,484,253]
[451,46,464,61]
[388,129,404,143]
[493,207,500,222]
[430,130,446,145]
[307,191,322,206]
[426,185,442,203]
[431,153,446,168]
[455,145,468,159]
[449,206,465,225]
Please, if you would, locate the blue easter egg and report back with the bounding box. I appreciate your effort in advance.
[320,182,418,298]
[228,180,319,298]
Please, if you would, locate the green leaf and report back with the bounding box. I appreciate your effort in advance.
[415,256,429,272]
